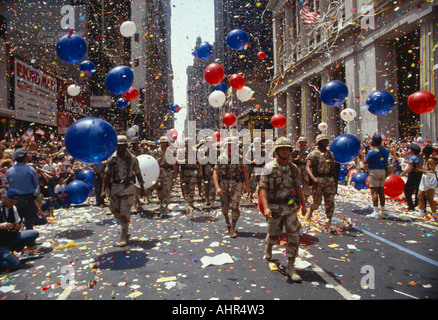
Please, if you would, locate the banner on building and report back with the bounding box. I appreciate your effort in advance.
[14,59,58,126]
[90,96,112,108]
[57,111,70,135]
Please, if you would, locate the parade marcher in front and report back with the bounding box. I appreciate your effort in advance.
[6,148,39,230]
[291,136,310,201]
[155,136,178,216]
[259,137,306,282]
[364,134,389,219]
[213,137,249,238]
[101,136,146,247]
[0,188,39,271]
[305,134,337,232]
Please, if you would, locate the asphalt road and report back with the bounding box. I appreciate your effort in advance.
[1,182,437,305]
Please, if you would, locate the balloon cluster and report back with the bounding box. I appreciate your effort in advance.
[203,28,259,123]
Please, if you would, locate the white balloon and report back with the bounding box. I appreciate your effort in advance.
[340,108,357,121]
[209,90,226,108]
[127,127,136,137]
[120,21,136,37]
[132,125,140,132]
[236,86,254,102]
[318,122,328,131]
[135,155,160,189]
[67,84,80,96]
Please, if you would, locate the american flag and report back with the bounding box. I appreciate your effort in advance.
[300,5,321,26]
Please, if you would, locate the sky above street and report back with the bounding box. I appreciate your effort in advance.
[171,0,215,137]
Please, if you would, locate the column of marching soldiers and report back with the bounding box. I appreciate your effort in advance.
[104,133,335,282]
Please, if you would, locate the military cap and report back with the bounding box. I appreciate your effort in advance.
[117,135,129,145]
[315,134,329,144]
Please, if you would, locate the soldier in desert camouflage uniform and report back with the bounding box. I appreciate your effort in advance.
[213,137,249,238]
[259,137,306,282]
[198,136,217,207]
[129,136,143,213]
[179,137,203,210]
[305,134,337,231]
[155,136,178,216]
[291,136,311,200]
[245,136,265,202]
[102,136,146,247]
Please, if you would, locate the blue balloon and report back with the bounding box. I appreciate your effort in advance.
[226,29,249,50]
[80,60,96,76]
[105,66,134,94]
[116,97,128,109]
[320,80,348,107]
[212,82,228,94]
[197,42,213,60]
[65,180,90,204]
[77,169,94,190]
[338,165,349,181]
[351,172,368,190]
[65,117,117,164]
[366,91,395,116]
[330,134,361,164]
[56,34,88,63]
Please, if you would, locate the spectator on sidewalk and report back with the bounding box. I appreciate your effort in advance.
[0,188,39,271]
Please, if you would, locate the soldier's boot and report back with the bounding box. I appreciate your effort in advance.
[264,243,273,260]
[285,259,302,282]
[119,227,129,247]
[230,223,237,238]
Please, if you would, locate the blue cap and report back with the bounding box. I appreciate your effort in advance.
[5,188,20,200]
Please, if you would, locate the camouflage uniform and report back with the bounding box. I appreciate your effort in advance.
[245,137,265,200]
[196,140,206,200]
[105,136,143,246]
[155,136,177,215]
[291,136,310,198]
[143,141,157,203]
[259,137,304,282]
[306,134,336,224]
[213,137,249,237]
[199,137,216,206]
[129,136,143,212]
[179,138,202,208]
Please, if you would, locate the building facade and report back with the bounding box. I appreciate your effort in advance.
[267,0,438,142]
[186,37,218,136]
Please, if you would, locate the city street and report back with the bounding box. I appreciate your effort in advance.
[1,182,437,302]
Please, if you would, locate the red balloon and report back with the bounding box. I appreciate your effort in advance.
[271,114,287,128]
[408,91,437,114]
[213,131,222,142]
[204,63,224,85]
[384,174,405,198]
[122,87,139,101]
[167,128,178,140]
[222,113,236,126]
[258,193,265,217]
[257,51,266,60]
[229,74,245,90]
[366,176,370,189]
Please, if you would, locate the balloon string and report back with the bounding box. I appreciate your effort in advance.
[68,29,75,40]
